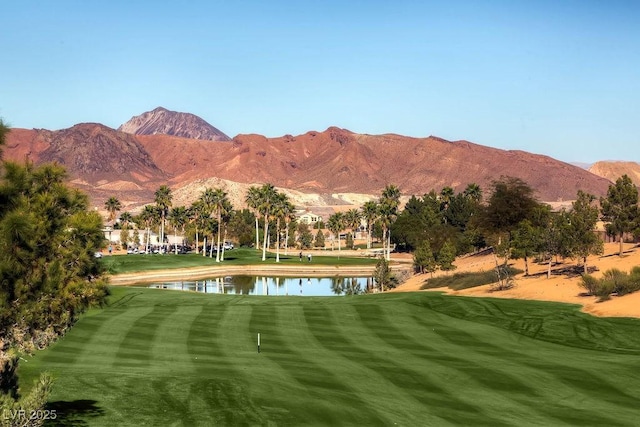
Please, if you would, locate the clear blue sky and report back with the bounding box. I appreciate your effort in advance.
[1,0,638,163]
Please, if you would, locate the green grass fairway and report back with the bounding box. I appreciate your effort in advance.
[101,248,376,274]
[19,288,640,426]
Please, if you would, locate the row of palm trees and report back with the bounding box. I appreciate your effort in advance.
[325,185,401,260]
[106,183,405,261]
[105,183,297,263]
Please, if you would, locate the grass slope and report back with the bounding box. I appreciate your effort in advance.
[19,288,640,426]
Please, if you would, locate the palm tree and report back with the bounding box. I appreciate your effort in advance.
[245,185,262,250]
[199,188,217,258]
[380,184,401,260]
[219,198,233,261]
[257,184,278,261]
[282,200,296,256]
[211,188,230,262]
[344,208,362,248]
[119,211,133,229]
[361,201,378,249]
[463,183,483,202]
[271,192,291,263]
[169,206,188,254]
[137,205,158,254]
[154,185,172,252]
[104,196,121,223]
[439,186,455,224]
[327,212,345,254]
[188,200,205,254]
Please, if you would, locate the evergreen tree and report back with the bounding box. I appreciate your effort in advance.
[413,240,437,276]
[600,175,639,256]
[373,256,393,291]
[437,240,457,272]
[314,229,325,248]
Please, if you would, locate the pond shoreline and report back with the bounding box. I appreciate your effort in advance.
[108,264,405,285]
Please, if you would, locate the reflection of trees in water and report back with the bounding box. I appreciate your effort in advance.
[331,277,363,295]
[230,275,256,294]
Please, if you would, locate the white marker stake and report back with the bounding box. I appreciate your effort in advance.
[257,332,261,353]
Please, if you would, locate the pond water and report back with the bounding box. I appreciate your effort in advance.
[142,275,375,296]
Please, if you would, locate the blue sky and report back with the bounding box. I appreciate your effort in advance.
[1,0,638,163]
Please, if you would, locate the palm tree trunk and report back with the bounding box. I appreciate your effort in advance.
[203,237,207,257]
[284,221,289,255]
[195,224,199,254]
[216,211,222,262]
[221,228,227,261]
[262,213,269,261]
[276,218,281,263]
[255,216,260,250]
[174,228,178,254]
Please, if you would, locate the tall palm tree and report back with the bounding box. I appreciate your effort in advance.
[245,185,262,250]
[211,188,230,262]
[188,200,205,254]
[327,212,345,254]
[257,183,278,261]
[119,211,133,229]
[219,198,233,261]
[361,200,379,249]
[169,206,188,254]
[137,205,158,254]
[380,184,401,260]
[154,185,172,252]
[344,208,362,248]
[199,188,217,258]
[271,192,290,263]
[104,196,121,223]
[282,200,296,256]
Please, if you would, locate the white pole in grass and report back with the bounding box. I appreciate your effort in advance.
[257,332,261,353]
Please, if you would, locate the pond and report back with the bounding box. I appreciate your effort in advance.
[142,275,375,296]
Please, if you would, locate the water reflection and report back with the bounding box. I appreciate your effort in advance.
[144,275,371,296]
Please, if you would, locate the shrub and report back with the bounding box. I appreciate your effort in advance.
[421,267,522,291]
[580,274,599,295]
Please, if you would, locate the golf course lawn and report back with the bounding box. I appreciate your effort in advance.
[19,287,640,426]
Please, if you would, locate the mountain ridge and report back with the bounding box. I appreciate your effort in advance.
[2,110,631,212]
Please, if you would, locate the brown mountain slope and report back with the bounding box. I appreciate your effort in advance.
[137,127,612,202]
[3,124,166,206]
[118,107,230,141]
[589,161,640,187]
[4,124,614,209]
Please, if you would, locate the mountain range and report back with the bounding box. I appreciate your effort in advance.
[4,107,638,213]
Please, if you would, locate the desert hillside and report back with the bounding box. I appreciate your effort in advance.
[394,242,640,319]
[589,161,640,187]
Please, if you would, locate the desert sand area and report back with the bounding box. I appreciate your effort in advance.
[393,242,640,319]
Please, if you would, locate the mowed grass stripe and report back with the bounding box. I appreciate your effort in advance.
[303,305,450,425]
[249,303,387,426]
[408,296,640,425]
[19,288,640,426]
[407,309,628,425]
[114,304,179,367]
[348,304,512,426]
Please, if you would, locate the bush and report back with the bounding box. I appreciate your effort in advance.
[582,267,640,301]
[421,267,522,291]
[580,274,599,296]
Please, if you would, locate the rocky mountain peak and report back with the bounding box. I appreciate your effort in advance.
[117,107,231,141]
